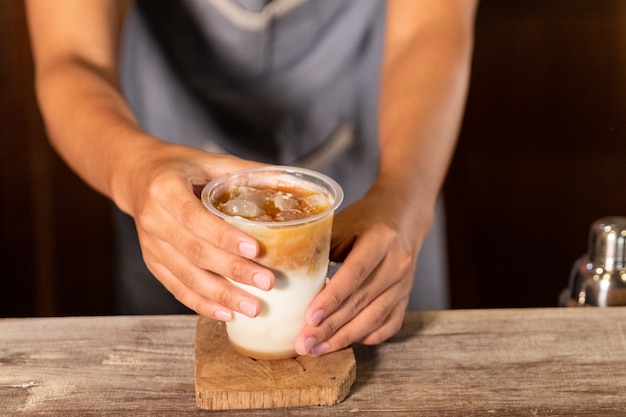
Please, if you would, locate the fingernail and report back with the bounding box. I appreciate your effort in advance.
[304,337,317,355]
[239,299,258,317]
[311,342,329,357]
[253,273,271,291]
[239,241,258,258]
[308,309,325,326]
[215,309,233,321]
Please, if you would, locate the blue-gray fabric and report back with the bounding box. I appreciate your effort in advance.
[121,0,384,204]
[116,0,448,314]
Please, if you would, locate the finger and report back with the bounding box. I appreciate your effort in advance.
[142,199,274,291]
[169,195,262,259]
[303,233,386,327]
[297,264,397,356]
[308,288,407,357]
[359,301,407,345]
[329,298,407,350]
[177,229,273,291]
[144,174,264,261]
[144,242,262,319]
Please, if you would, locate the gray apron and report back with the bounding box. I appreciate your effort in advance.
[116,0,448,314]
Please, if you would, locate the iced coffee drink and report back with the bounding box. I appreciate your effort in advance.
[201,166,343,360]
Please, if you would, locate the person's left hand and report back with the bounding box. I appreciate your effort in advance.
[294,181,432,356]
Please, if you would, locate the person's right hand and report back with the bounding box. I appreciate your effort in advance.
[24,1,276,321]
[115,142,275,321]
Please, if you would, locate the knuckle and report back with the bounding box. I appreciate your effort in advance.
[179,199,200,229]
[143,178,162,201]
[349,290,370,313]
[171,283,192,306]
[177,268,198,289]
[213,285,232,308]
[377,224,415,269]
[135,207,158,233]
[362,310,404,346]
[211,220,238,251]
[396,249,415,275]
[193,303,212,318]
[390,316,403,334]
[323,264,369,311]
[227,257,249,281]
[320,318,339,341]
[186,239,208,265]
[174,272,235,314]
[322,289,344,312]
[362,330,387,346]
[207,273,239,309]
[352,262,369,282]
[368,310,387,333]
[334,331,352,350]
[375,223,396,244]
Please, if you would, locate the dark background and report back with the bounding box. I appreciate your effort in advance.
[2,0,626,317]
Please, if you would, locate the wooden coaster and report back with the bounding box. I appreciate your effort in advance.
[194,316,356,410]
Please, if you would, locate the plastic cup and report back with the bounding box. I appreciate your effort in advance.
[201,166,343,360]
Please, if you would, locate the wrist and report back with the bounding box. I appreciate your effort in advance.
[108,132,169,216]
[368,176,437,236]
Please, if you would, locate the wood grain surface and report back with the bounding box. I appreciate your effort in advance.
[194,317,355,410]
[1,308,626,416]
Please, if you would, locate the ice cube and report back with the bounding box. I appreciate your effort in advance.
[220,198,263,218]
[274,192,299,211]
[236,186,268,208]
[304,194,329,212]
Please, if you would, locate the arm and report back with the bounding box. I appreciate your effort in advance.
[25,0,274,319]
[296,0,478,355]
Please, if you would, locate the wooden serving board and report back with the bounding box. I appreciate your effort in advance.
[194,317,356,410]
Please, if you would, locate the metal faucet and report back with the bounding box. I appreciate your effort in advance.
[561,216,626,307]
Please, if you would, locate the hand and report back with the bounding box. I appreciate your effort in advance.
[120,142,275,320]
[294,181,433,356]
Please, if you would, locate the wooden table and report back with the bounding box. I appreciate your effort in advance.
[2,308,626,416]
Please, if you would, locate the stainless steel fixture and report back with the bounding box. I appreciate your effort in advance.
[562,216,626,307]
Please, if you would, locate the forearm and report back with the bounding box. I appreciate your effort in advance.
[36,60,127,191]
[377,0,477,224]
[33,58,166,214]
[26,0,160,214]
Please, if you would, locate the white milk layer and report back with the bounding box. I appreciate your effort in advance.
[222,210,333,359]
[226,266,326,357]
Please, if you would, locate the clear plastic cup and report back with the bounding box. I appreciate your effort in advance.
[201,166,343,360]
